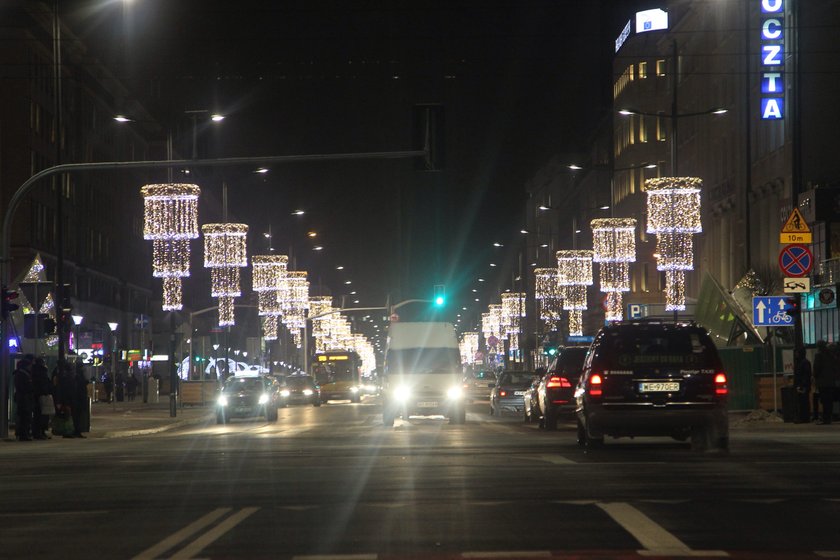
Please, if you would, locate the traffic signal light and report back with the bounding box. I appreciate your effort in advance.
[433,284,446,307]
[2,286,20,319]
[786,296,801,318]
[543,345,558,357]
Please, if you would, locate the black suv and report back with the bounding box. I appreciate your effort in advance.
[575,321,729,451]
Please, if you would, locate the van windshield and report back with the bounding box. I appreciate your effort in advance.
[386,348,461,374]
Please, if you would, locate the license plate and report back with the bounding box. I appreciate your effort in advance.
[639,382,680,393]
[235,407,249,414]
[514,391,525,396]
[417,401,438,408]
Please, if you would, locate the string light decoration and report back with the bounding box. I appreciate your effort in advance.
[262,316,279,341]
[460,332,479,365]
[645,177,703,311]
[309,296,334,353]
[534,267,563,330]
[557,250,593,337]
[252,255,288,317]
[501,292,525,351]
[591,218,637,322]
[141,183,200,310]
[202,223,249,326]
[281,271,310,347]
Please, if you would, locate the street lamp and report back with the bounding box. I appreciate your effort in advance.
[108,322,118,410]
[71,314,83,354]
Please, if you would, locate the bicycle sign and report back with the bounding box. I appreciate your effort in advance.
[753,296,794,327]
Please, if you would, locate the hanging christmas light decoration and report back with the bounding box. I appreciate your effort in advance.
[460,332,479,365]
[591,218,637,322]
[141,183,200,310]
[309,296,334,352]
[645,177,703,311]
[252,255,288,317]
[557,250,593,337]
[534,267,563,330]
[202,223,249,326]
[262,316,279,341]
[281,271,309,347]
[501,292,525,351]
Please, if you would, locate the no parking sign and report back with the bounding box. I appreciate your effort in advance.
[778,244,813,278]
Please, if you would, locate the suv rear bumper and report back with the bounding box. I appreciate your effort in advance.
[581,403,728,437]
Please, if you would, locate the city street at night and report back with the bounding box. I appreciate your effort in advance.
[2,399,839,559]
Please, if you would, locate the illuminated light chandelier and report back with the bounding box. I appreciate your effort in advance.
[534,267,563,330]
[262,316,279,341]
[140,183,200,310]
[281,271,309,348]
[591,218,637,322]
[460,332,479,365]
[309,296,334,352]
[252,255,288,341]
[202,223,249,326]
[501,292,525,351]
[645,177,703,311]
[557,250,593,337]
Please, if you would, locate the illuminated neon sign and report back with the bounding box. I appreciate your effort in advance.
[760,0,784,120]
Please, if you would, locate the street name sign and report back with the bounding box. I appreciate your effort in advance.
[779,207,812,244]
[753,296,794,327]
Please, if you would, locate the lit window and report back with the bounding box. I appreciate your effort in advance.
[656,115,666,141]
[639,61,648,79]
[656,59,667,77]
[639,116,648,143]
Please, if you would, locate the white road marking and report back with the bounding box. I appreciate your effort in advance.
[170,507,258,559]
[0,510,110,517]
[462,552,551,558]
[597,502,728,557]
[292,555,378,560]
[131,507,231,560]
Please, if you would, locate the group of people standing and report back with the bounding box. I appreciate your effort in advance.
[12,355,88,441]
[793,340,840,424]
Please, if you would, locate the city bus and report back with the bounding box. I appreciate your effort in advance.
[310,351,363,403]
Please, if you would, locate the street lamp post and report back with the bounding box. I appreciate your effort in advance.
[107,322,118,410]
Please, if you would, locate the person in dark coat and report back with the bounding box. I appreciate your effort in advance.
[812,340,838,424]
[31,357,53,439]
[53,361,77,437]
[792,347,812,424]
[126,372,139,401]
[13,355,35,441]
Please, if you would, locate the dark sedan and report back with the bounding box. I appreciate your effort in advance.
[537,346,589,430]
[490,371,538,416]
[280,375,321,407]
[216,375,281,423]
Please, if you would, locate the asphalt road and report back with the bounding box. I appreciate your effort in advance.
[2,398,839,559]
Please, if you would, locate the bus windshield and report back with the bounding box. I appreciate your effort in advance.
[311,353,360,385]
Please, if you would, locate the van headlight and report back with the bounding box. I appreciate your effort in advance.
[258,394,270,405]
[280,389,291,397]
[394,385,411,401]
[350,386,360,393]
[218,395,229,407]
[303,389,314,396]
[447,386,464,400]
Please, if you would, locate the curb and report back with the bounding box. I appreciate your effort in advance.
[95,412,214,439]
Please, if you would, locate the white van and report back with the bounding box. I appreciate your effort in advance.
[382,321,466,426]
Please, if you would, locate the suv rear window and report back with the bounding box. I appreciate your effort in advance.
[594,327,720,370]
[550,347,587,374]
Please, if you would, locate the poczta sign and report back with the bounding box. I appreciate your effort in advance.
[760,0,784,120]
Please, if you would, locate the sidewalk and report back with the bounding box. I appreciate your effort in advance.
[83,399,213,438]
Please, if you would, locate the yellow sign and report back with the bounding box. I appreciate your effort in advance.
[780,208,811,234]
[780,232,813,244]
[317,355,349,362]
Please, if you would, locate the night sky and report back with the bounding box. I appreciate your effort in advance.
[64,0,653,328]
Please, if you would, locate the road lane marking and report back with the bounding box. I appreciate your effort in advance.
[597,502,728,557]
[170,506,258,559]
[462,551,551,558]
[292,555,378,560]
[131,507,231,560]
[0,510,110,517]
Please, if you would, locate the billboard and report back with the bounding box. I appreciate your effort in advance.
[636,9,668,33]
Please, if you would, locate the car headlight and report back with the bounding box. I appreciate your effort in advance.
[258,394,270,405]
[218,395,229,407]
[446,386,464,400]
[280,389,291,397]
[303,389,314,396]
[393,385,411,401]
[350,386,360,393]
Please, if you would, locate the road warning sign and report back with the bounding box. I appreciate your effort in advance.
[780,208,812,244]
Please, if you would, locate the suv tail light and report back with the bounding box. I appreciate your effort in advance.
[499,390,507,397]
[546,375,572,389]
[714,372,728,395]
[589,373,603,397]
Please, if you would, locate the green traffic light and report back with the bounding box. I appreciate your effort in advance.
[435,296,445,306]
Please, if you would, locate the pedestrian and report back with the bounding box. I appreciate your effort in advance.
[53,361,77,438]
[12,355,35,441]
[101,371,113,403]
[811,340,838,424]
[31,357,54,439]
[126,372,139,401]
[72,363,89,437]
[792,347,812,424]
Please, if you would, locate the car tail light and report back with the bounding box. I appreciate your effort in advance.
[589,373,603,397]
[500,390,507,397]
[715,372,728,395]
[546,375,572,389]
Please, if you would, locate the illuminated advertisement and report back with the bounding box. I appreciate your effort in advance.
[635,9,668,34]
[760,0,784,119]
[615,19,631,53]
